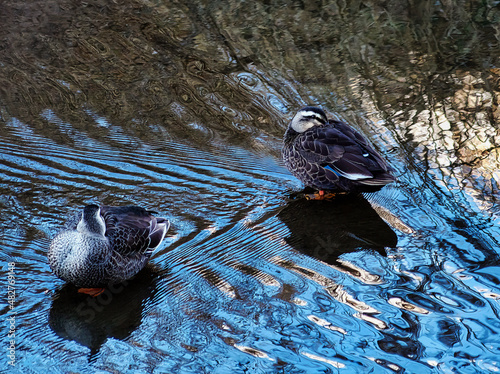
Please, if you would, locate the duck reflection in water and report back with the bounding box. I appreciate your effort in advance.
[277,194,397,264]
[48,266,161,358]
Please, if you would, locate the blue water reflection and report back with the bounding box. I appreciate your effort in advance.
[1,0,500,373]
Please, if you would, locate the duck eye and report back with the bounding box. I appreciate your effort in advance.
[303,114,324,123]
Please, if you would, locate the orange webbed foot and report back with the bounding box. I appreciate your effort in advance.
[78,287,106,297]
[305,190,339,200]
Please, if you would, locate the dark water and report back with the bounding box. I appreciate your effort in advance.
[1,1,500,373]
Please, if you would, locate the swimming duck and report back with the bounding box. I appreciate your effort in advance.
[282,107,395,199]
[48,205,169,296]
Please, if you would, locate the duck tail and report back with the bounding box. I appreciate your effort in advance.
[359,172,397,186]
[147,218,170,255]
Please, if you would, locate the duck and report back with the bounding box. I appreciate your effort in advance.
[282,106,396,199]
[48,205,169,296]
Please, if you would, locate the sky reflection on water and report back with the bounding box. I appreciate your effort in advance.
[1,1,500,373]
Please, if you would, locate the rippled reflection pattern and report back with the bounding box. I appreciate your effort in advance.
[1,1,500,373]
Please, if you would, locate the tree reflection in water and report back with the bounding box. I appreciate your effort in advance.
[1,0,500,373]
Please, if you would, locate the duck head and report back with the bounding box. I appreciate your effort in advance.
[77,204,106,236]
[290,106,327,133]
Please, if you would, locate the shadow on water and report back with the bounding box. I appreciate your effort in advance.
[278,193,398,264]
[1,0,500,372]
[48,266,161,359]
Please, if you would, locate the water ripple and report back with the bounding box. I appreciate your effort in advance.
[2,1,500,372]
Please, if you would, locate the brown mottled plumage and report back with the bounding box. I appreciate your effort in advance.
[282,107,395,193]
[48,205,169,288]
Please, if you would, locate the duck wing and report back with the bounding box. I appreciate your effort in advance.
[100,206,169,257]
[298,122,393,183]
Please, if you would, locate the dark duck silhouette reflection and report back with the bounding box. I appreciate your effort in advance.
[282,107,396,199]
[48,266,161,357]
[277,194,397,264]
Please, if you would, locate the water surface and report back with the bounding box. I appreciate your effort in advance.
[1,1,500,373]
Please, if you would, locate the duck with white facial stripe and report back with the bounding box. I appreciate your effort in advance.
[282,106,396,199]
